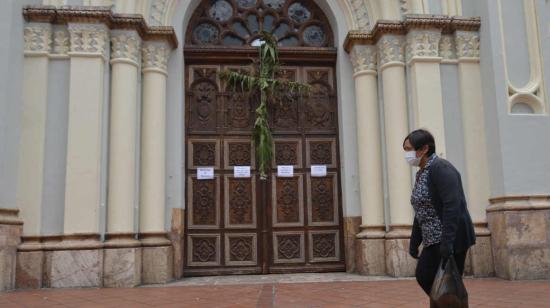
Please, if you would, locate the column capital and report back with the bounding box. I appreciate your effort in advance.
[67,23,109,58]
[405,29,441,63]
[377,35,405,68]
[439,34,457,61]
[142,41,170,73]
[455,30,480,59]
[110,30,141,65]
[52,28,69,56]
[349,44,377,75]
[23,23,52,55]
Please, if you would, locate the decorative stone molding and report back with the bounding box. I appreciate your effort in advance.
[23,24,52,54]
[455,30,480,58]
[68,23,108,56]
[149,0,170,26]
[344,15,480,53]
[348,0,370,31]
[377,36,404,66]
[22,5,178,49]
[111,31,140,63]
[52,29,69,55]
[406,30,441,60]
[350,45,377,74]
[142,41,170,72]
[439,35,457,60]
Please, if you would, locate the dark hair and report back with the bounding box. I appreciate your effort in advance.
[403,129,436,156]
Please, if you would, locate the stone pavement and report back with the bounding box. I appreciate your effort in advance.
[1,273,550,308]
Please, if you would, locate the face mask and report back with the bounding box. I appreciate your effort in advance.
[405,151,421,167]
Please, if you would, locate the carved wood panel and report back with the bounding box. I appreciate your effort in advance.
[224,175,256,228]
[305,138,337,167]
[188,66,220,132]
[224,138,255,169]
[187,176,220,229]
[273,138,302,168]
[272,174,304,227]
[225,233,257,266]
[188,139,221,169]
[308,231,339,263]
[303,68,335,133]
[273,232,305,264]
[188,234,221,266]
[307,172,338,226]
[224,66,257,132]
[271,67,300,131]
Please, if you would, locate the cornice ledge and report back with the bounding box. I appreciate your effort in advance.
[344,16,481,53]
[22,5,178,49]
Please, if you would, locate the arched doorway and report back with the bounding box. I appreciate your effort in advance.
[183,0,344,276]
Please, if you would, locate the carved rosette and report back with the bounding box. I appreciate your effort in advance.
[52,29,69,55]
[23,24,52,54]
[455,31,480,58]
[406,30,441,61]
[377,36,405,67]
[142,41,170,72]
[111,31,141,64]
[439,35,457,60]
[349,45,377,74]
[68,24,108,57]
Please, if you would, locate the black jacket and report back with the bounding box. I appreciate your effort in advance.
[410,157,476,253]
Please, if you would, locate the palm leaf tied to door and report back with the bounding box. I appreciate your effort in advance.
[220,32,310,180]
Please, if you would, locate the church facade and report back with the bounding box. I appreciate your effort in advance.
[0,0,549,290]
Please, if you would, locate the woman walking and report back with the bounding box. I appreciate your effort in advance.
[403,129,476,301]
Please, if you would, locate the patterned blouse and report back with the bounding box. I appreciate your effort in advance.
[410,154,442,247]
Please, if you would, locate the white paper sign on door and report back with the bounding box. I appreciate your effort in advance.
[311,165,327,177]
[234,166,251,178]
[277,165,294,177]
[197,167,214,180]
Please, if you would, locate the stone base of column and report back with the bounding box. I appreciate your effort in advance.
[343,216,361,273]
[355,226,386,275]
[385,226,417,277]
[463,224,494,277]
[487,196,550,280]
[0,209,22,291]
[170,208,185,280]
[43,234,104,288]
[16,238,44,289]
[141,233,173,284]
[103,234,142,288]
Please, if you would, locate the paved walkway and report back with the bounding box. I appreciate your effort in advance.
[1,273,550,307]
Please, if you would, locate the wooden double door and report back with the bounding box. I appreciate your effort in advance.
[184,62,344,276]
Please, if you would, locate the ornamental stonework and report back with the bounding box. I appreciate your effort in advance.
[150,0,170,26]
[68,24,108,56]
[455,31,480,58]
[111,32,140,63]
[52,30,69,55]
[378,36,404,66]
[406,30,440,60]
[348,0,370,30]
[142,42,170,71]
[350,45,377,73]
[439,35,457,60]
[24,25,52,53]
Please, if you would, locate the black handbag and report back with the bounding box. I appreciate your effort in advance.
[429,256,469,308]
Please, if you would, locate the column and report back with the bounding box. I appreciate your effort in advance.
[54,23,108,288]
[349,45,386,275]
[103,30,142,287]
[17,23,51,245]
[377,35,416,277]
[456,30,493,276]
[406,29,447,157]
[139,41,173,283]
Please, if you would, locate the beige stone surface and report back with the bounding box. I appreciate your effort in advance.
[0,224,22,291]
[343,217,361,273]
[468,235,495,277]
[47,249,103,288]
[356,238,386,276]
[142,246,173,284]
[384,238,417,277]
[170,208,185,279]
[16,251,43,289]
[103,248,141,288]
[488,209,550,280]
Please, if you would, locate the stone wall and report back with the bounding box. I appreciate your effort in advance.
[0,209,23,291]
